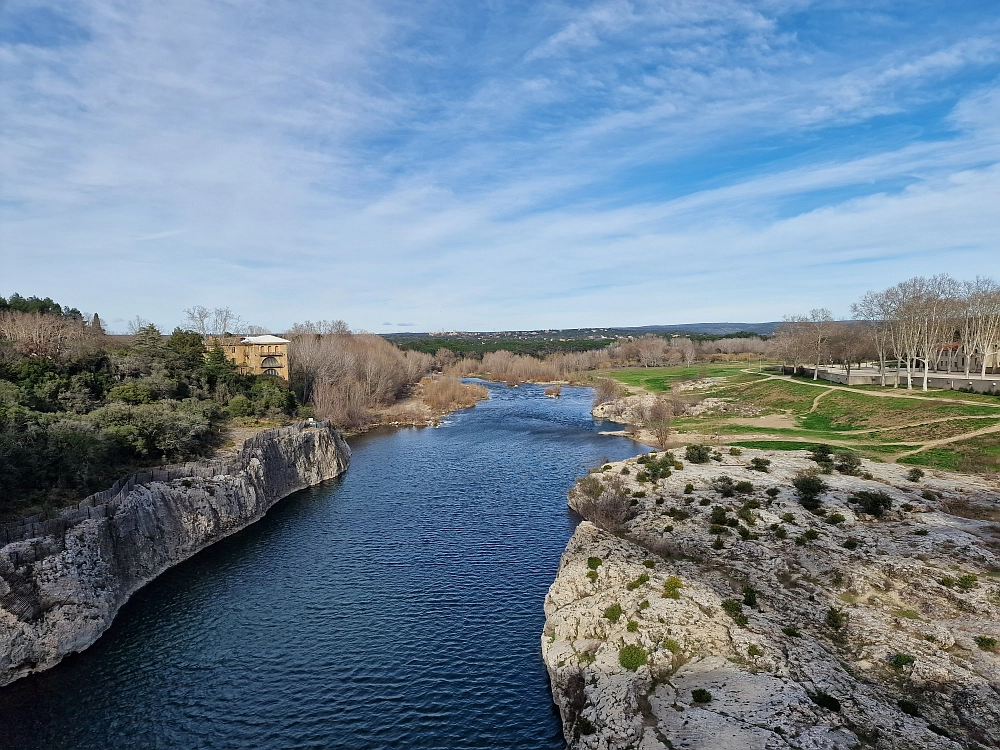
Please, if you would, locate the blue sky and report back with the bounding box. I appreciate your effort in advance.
[1,1,999,332]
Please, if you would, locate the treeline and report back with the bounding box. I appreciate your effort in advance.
[0,293,82,318]
[388,336,612,358]
[771,275,1000,390]
[0,304,297,519]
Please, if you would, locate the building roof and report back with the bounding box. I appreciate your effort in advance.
[240,335,291,344]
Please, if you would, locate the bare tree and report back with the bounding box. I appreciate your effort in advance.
[183,306,212,336]
[183,306,248,336]
[125,316,153,335]
[648,398,673,449]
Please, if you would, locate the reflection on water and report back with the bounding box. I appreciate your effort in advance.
[0,382,645,750]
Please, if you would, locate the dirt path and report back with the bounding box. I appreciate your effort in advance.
[808,388,836,413]
[894,422,1000,458]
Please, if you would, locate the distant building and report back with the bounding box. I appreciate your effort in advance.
[208,334,290,379]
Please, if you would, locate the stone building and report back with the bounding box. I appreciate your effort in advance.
[210,334,290,379]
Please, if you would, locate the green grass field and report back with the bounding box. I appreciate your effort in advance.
[603,364,1000,473]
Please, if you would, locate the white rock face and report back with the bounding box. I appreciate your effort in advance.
[0,425,350,687]
[543,448,1000,749]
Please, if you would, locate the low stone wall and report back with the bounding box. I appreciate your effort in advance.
[785,366,1000,393]
[0,422,350,687]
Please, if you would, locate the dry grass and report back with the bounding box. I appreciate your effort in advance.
[420,377,488,412]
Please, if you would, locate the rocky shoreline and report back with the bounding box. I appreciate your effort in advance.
[0,422,350,687]
[542,447,1000,749]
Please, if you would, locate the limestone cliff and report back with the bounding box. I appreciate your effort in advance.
[0,423,350,687]
[543,449,1000,749]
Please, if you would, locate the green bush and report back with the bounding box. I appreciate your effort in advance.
[825,607,846,631]
[712,535,724,549]
[685,444,711,464]
[957,574,979,590]
[897,699,921,717]
[834,451,862,475]
[586,570,598,581]
[662,637,681,654]
[662,576,683,599]
[765,486,779,498]
[626,573,650,591]
[227,394,254,417]
[684,483,694,494]
[826,513,846,524]
[604,603,623,622]
[712,475,735,497]
[843,538,860,550]
[792,473,828,510]
[780,512,796,523]
[975,636,997,652]
[638,599,650,610]
[734,480,754,494]
[721,599,748,626]
[742,586,757,607]
[782,625,801,637]
[691,688,712,703]
[626,620,639,632]
[774,526,787,539]
[749,457,771,472]
[747,644,763,657]
[906,467,925,482]
[643,559,656,569]
[803,528,820,541]
[849,490,892,517]
[587,556,603,570]
[890,653,915,670]
[698,498,711,506]
[710,506,728,525]
[619,644,647,671]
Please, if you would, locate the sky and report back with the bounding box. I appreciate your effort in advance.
[1,1,999,333]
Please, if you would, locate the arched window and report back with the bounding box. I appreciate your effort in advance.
[263,368,280,376]
[262,357,280,368]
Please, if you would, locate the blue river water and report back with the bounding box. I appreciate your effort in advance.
[0,382,645,750]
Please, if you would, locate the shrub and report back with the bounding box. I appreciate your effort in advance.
[825,607,846,631]
[691,688,712,703]
[780,512,796,523]
[803,529,820,541]
[620,467,630,475]
[575,716,596,736]
[765,487,779,498]
[734,480,754,494]
[633,491,646,498]
[619,644,647,671]
[587,557,603,570]
[604,603,623,622]
[834,451,862,475]
[808,444,833,462]
[685,444,711,464]
[710,506,728,525]
[843,538,859,550]
[920,489,938,502]
[626,620,639,632]
[643,559,656,569]
[826,513,846,524]
[684,483,694,494]
[747,644,763,657]
[226,394,254,417]
[712,535,724,550]
[664,525,674,532]
[698,498,711,506]
[975,636,997,652]
[626,573,650,591]
[913,528,928,536]
[738,525,751,539]
[663,637,681,654]
[809,691,841,712]
[906,467,925,482]
[666,508,690,521]
[749,457,771,472]
[957,574,979,590]
[586,570,598,581]
[782,625,801,637]
[570,474,636,532]
[662,576,683,599]
[721,599,748,626]
[890,653,915,670]
[849,490,892,517]
[938,576,955,588]
[897,699,921,717]
[792,472,828,510]
[774,526,787,539]
[712,475,735,497]
[638,599,650,610]
[729,447,742,456]
[743,586,757,607]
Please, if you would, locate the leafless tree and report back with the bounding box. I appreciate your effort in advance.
[125,316,153,335]
[183,306,248,336]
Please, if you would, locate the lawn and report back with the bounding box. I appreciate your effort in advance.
[600,363,1000,474]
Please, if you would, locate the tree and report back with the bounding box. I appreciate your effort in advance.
[183,306,248,337]
[805,309,835,380]
[648,399,673,449]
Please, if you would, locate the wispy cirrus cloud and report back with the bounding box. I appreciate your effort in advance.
[1,0,999,331]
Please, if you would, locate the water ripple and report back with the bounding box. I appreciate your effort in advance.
[0,383,645,750]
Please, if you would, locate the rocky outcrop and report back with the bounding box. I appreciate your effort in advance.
[0,423,350,687]
[543,449,1000,749]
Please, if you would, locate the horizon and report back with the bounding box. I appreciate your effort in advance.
[3,2,999,332]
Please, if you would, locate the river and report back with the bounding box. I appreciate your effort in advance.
[0,382,645,749]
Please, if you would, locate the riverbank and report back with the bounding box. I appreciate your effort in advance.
[0,422,350,687]
[543,447,1000,749]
